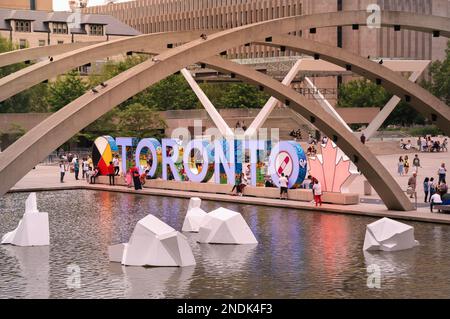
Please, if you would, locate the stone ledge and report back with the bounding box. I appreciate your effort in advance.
[94,176,359,205]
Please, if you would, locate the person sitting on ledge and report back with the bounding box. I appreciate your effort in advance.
[237,173,248,196]
[90,167,99,184]
[231,173,241,195]
[430,192,443,213]
[264,176,274,188]
[140,170,149,186]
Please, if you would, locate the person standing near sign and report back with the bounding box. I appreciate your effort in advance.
[131,163,142,190]
[113,155,120,176]
[279,173,289,200]
[313,179,322,206]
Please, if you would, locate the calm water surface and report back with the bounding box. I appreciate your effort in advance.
[1,190,450,299]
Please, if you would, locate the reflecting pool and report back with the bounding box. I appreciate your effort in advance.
[1,190,450,298]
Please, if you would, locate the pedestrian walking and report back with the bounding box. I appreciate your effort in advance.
[423,177,430,203]
[73,157,79,180]
[407,173,417,199]
[404,155,410,175]
[412,154,421,173]
[59,160,65,183]
[398,156,404,176]
[438,163,447,184]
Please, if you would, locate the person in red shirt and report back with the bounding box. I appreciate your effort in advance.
[108,161,115,186]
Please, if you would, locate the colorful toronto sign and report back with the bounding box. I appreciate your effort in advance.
[93,136,308,189]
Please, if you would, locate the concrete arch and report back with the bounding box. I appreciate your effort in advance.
[0,22,419,210]
[1,10,449,103]
[255,35,450,136]
[0,30,212,102]
[0,41,100,68]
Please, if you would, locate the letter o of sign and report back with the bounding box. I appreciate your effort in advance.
[269,141,307,188]
[135,138,161,177]
[183,140,211,183]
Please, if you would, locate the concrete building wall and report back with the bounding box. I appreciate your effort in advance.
[84,0,449,61]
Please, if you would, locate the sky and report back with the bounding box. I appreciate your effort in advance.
[52,0,130,11]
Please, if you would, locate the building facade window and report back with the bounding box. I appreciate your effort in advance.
[38,40,46,47]
[19,39,27,49]
[89,24,104,36]
[15,20,31,32]
[57,40,64,44]
[52,22,68,34]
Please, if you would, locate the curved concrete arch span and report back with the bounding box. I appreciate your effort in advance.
[255,35,450,136]
[0,21,417,210]
[0,41,100,68]
[0,10,449,103]
[0,30,213,102]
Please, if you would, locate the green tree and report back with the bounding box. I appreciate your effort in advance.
[116,103,166,139]
[47,70,87,112]
[422,40,450,105]
[337,79,390,108]
[0,36,49,113]
[0,36,26,78]
[337,79,424,126]
[132,74,199,110]
[89,54,148,88]
[219,83,268,109]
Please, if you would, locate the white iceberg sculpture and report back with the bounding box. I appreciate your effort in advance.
[1,193,50,247]
[363,217,419,252]
[198,207,258,245]
[109,214,196,267]
[182,197,208,232]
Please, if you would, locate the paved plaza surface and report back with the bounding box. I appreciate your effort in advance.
[8,149,449,224]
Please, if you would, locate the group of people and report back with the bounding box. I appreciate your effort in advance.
[413,136,448,153]
[422,163,449,212]
[405,162,448,212]
[289,129,303,141]
[230,170,323,206]
[398,154,422,176]
[59,155,98,184]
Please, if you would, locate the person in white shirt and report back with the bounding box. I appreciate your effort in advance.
[438,163,447,184]
[113,155,120,176]
[59,160,66,183]
[279,173,289,200]
[82,158,89,179]
[312,179,322,206]
[430,193,442,213]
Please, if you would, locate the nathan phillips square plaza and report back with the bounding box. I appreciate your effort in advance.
[0,0,449,304]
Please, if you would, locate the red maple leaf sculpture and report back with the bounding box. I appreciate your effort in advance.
[308,140,353,193]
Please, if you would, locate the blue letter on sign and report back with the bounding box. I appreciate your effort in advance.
[268,141,307,188]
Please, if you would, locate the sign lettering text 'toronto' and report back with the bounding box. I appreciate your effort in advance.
[93,136,308,189]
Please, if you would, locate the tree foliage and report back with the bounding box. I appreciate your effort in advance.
[422,40,450,105]
[47,70,87,112]
[117,103,166,139]
[337,79,424,126]
[0,36,49,113]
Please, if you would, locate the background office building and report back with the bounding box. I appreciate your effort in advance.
[0,0,53,11]
[84,0,450,62]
